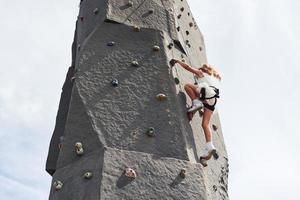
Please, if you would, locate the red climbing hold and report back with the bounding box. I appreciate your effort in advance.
[124,168,137,178]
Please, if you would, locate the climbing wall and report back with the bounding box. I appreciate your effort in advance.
[46,0,229,199]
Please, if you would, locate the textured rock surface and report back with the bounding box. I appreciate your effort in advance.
[46,0,229,199]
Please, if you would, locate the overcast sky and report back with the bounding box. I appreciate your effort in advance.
[0,0,299,199]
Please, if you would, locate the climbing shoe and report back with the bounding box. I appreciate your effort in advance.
[188,99,203,113]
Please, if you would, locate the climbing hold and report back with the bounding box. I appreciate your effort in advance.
[153,45,160,51]
[167,43,174,49]
[111,79,119,87]
[200,157,208,167]
[133,25,141,32]
[187,12,190,16]
[80,16,84,21]
[189,22,194,27]
[75,142,84,156]
[179,169,186,178]
[107,41,115,46]
[213,151,219,160]
[168,8,173,12]
[169,59,177,66]
[186,31,189,35]
[124,168,137,178]
[146,127,155,137]
[71,76,76,82]
[127,1,133,7]
[177,26,180,32]
[212,124,218,131]
[180,7,184,12]
[53,181,63,191]
[58,136,64,150]
[131,60,139,67]
[156,93,167,101]
[174,77,180,85]
[148,9,154,14]
[199,108,204,117]
[213,185,218,192]
[177,14,182,19]
[83,172,93,179]
[199,46,203,51]
[93,8,99,15]
[185,40,191,48]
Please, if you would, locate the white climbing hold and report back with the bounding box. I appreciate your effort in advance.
[127,1,133,7]
[53,181,63,191]
[131,61,139,67]
[75,142,84,156]
[93,8,99,14]
[156,93,167,101]
[133,26,141,32]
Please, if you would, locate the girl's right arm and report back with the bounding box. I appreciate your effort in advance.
[175,60,204,78]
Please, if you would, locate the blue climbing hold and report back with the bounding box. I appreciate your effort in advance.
[111,79,119,87]
[107,41,115,46]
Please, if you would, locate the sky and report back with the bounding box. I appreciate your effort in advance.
[0,0,299,199]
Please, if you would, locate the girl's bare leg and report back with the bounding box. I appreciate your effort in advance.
[184,83,199,100]
[202,107,213,142]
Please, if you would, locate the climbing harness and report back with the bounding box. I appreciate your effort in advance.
[199,86,220,101]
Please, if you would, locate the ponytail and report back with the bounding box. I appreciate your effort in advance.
[199,64,221,81]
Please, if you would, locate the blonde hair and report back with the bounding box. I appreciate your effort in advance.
[199,64,221,80]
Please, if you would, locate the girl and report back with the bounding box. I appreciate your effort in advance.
[170,59,221,166]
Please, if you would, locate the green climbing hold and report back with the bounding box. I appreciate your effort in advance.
[146,127,155,137]
[174,77,180,85]
[83,172,93,179]
[179,169,186,178]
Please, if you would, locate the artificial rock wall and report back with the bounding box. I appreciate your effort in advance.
[46,0,229,199]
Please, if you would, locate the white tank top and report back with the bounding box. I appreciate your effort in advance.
[195,74,220,104]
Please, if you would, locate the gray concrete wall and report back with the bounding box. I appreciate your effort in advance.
[46,0,229,199]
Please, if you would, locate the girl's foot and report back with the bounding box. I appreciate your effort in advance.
[200,142,217,163]
[188,99,203,113]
